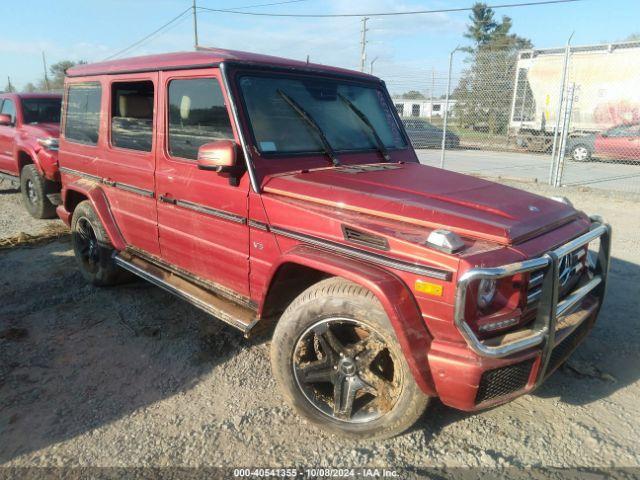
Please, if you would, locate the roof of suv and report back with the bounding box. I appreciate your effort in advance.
[0,93,61,100]
[67,48,376,80]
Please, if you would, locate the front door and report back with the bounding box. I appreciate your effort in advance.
[596,124,640,161]
[98,74,160,255]
[0,99,17,174]
[155,70,250,297]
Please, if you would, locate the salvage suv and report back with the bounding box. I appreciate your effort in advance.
[0,93,62,218]
[56,50,611,439]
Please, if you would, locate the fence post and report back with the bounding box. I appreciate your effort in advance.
[553,83,575,187]
[549,34,573,185]
[440,46,460,169]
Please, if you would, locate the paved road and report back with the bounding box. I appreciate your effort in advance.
[416,148,640,194]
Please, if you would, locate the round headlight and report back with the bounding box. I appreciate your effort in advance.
[477,278,497,309]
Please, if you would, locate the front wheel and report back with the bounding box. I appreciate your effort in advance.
[570,144,592,162]
[270,278,429,439]
[20,164,57,219]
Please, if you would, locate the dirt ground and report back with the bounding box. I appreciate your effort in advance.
[0,178,638,471]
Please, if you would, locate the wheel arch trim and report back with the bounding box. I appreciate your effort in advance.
[263,245,437,395]
[60,179,127,251]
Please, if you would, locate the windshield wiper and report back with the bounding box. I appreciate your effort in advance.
[337,93,391,162]
[277,89,340,167]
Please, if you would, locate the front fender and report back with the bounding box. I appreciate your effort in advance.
[59,179,126,251]
[266,245,437,396]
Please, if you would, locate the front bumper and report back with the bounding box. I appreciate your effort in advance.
[428,217,611,411]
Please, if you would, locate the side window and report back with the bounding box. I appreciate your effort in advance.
[111,81,154,152]
[65,83,102,145]
[1,99,16,124]
[167,78,233,160]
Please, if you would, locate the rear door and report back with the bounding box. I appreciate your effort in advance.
[0,98,17,173]
[155,69,250,296]
[98,74,160,255]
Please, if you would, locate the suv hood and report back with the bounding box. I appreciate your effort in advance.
[263,162,578,245]
[22,122,60,138]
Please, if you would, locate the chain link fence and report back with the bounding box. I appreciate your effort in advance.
[381,41,640,195]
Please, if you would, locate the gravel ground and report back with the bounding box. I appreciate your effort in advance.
[0,179,638,471]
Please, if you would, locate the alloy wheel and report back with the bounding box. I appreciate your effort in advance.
[75,217,101,273]
[25,179,38,205]
[572,146,589,161]
[292,317,402,424]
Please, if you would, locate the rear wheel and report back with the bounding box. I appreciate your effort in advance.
[71,200,126,286]
[271,277,429,439]
[570,144,592,162]
[20,164,57,219]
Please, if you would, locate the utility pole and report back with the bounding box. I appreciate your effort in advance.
[192,0,199,50]
[6,76,13,93]
[42,51,50,91]
[369,56,378,74]
[359,17,369,72]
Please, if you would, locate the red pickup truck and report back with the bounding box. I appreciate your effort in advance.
[0,93,62,218]
[56,50,611,439]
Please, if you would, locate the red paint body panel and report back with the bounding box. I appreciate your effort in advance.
[270,245,437,396]
[0,93,61,181]
[58,50,607,411]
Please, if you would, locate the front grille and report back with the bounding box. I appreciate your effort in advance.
[476,358,535,404]
[546,319,591,375]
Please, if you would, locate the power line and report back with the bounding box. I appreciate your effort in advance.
[197,0,581,17]
[103,7,192,61]
[228,0,310,9]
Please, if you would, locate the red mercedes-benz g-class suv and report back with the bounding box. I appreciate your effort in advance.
[56,49,611,439]
[0,93,62,218]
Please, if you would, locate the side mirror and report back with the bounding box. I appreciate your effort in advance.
[197,140,238,173]
[0,114,12,126]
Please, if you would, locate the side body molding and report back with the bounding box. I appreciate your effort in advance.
[265,245,437,396]
[59,179,127,251]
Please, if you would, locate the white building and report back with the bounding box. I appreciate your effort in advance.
[392,98,456,118]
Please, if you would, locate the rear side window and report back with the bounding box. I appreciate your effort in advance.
[111,81,154,152]
[65,83,102,145]
[1,99,16,123]
[167,78,233,160]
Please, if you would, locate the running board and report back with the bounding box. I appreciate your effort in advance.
[113,251,259,335]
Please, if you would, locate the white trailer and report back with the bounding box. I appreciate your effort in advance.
[510,41,640,151]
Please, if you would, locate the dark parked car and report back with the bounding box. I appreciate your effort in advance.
[566,123,640,163]
[401,118,460,149]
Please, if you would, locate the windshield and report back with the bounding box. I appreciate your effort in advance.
[22,98,61,124]
[238,74,407,156]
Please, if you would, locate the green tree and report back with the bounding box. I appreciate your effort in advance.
[401,90,426,100]
[37,59,87,90]
[22,82,38,93]
[453,3,532,135]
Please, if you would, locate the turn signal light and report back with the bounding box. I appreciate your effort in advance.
[414,280,443,297]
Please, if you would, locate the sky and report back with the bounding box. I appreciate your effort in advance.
[2,0,639,94]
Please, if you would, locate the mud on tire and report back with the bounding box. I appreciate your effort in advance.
[20,164,57,219]
[71,200,128,286]
[270,277,429,440]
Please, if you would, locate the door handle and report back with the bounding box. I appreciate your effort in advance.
[159,194,177,204]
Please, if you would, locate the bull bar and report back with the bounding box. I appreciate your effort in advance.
[454,216,611,361]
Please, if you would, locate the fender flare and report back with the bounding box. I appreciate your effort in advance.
[265,245,437,396]
[61,179,127,251]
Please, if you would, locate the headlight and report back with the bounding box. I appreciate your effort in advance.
[37,137,59,151]
[477,278,497,309]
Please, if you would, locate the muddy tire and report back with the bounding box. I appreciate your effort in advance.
[270,277,429,440]
[20,164,57,219]
[71,200,126,286]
